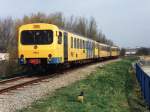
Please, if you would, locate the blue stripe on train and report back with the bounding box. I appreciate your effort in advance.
[48,57,61,64]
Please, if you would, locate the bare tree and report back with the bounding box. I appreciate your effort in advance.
[0,18,15,51]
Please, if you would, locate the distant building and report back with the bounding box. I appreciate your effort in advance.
[0,53,9,61]
[125,48,137,56]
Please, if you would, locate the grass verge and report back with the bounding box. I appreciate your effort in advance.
[17,58,149,112]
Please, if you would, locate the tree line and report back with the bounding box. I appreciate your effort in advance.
[136,47,150,55]
[0,12,114,54]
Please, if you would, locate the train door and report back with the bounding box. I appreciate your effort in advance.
[98,45,100,58]
[64,32,68,62]
[93,42,95,58]
[86,41,89,58]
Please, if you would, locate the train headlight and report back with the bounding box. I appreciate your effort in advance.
[48,54,52,58]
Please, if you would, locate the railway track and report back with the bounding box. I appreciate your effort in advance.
[0,75,56,94]
[0,58,118,94]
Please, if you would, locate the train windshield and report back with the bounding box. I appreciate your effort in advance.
[21,30,53,45]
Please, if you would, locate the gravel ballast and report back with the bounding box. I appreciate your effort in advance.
[0,59,120,112]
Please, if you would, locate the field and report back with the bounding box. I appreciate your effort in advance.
[17,58,148,112]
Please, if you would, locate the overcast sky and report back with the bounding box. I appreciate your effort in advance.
[0,0,150,48]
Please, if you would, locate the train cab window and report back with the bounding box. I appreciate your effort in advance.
[21,30,53,45]
[71,37,73,48]
[58,32,62,44]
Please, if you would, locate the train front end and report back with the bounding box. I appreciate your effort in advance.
[18,23,63,66]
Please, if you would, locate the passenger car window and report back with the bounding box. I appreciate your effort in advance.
[83,40,85,49]
[74,38,76,48]
[80,40,83,49]
[71,37,73,48]
[77,39,79,48]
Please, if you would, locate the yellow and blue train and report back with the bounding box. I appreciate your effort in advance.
[18,23,120,66]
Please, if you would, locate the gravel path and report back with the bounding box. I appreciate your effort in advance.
[0,59,120,112]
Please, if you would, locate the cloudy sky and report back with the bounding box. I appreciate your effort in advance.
[0,0,150,48]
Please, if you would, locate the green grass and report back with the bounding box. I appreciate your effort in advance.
[18,58,148,112]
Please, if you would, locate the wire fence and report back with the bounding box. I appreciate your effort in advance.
[136,63,150,106]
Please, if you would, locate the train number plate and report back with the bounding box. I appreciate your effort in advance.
[29,59,41,65]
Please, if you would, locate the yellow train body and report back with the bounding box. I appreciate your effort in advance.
[99,44,111,58]
[111,47,120,57]
[18,23,119,65]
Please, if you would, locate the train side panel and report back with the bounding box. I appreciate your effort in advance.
[67,33,87,62]
[99,44,109,58]
[111,47,120,57]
